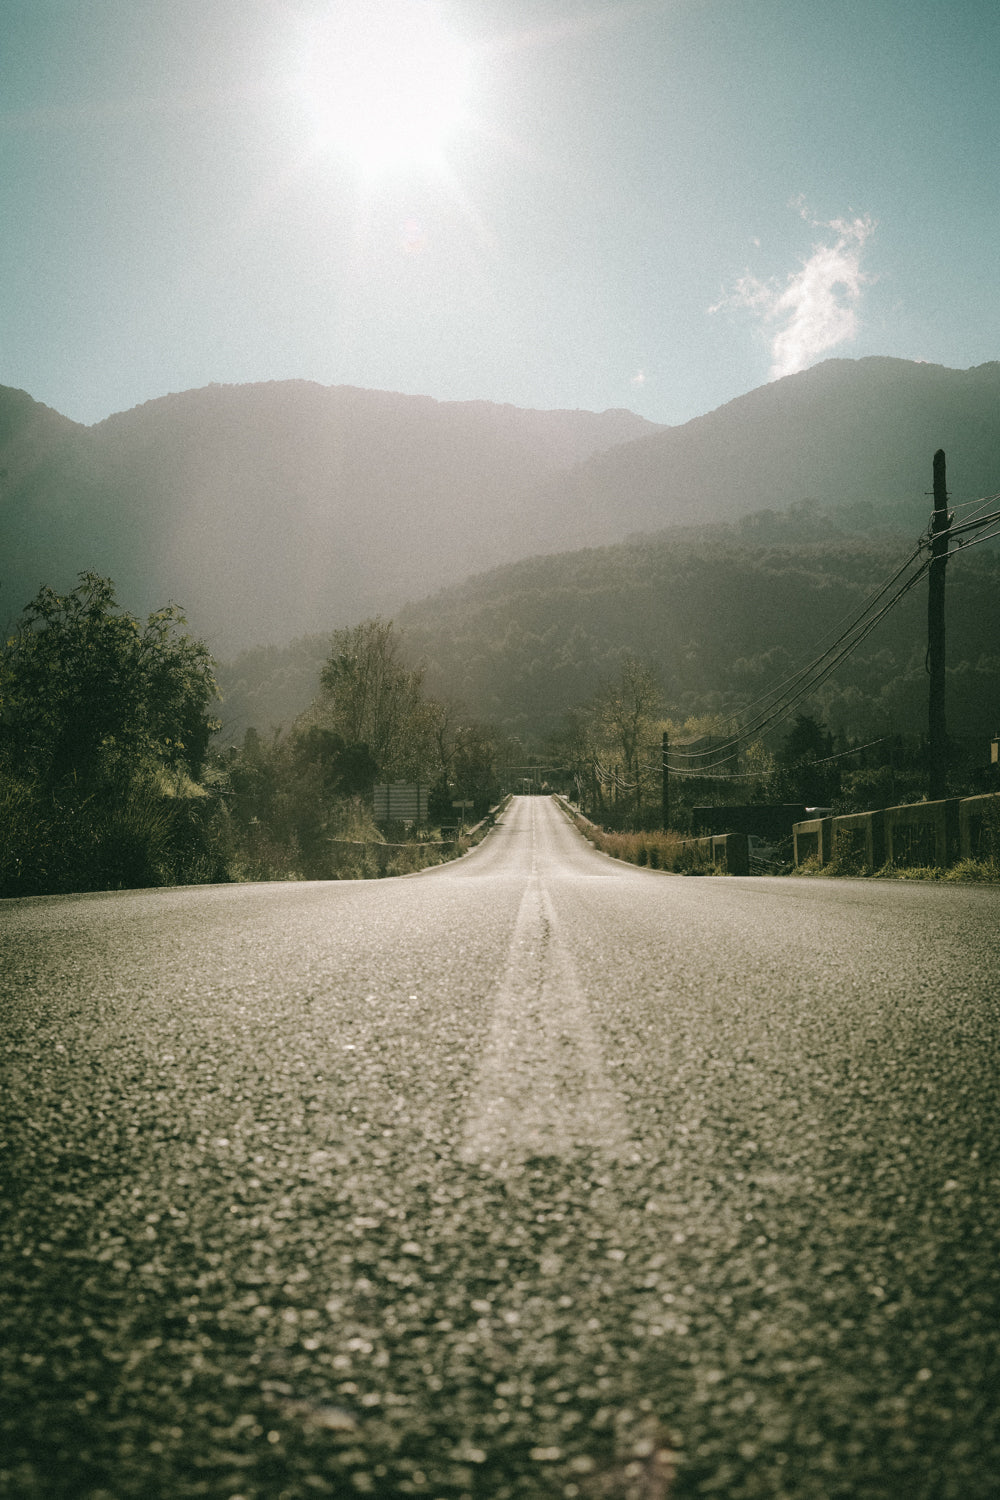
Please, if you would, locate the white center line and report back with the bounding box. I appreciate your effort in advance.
[460,871,638,1173]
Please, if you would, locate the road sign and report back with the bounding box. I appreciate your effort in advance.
[374,784,428,822]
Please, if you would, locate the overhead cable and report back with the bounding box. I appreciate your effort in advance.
[669,551,930,769]
[671,543,927,762]
[665,555,932,773]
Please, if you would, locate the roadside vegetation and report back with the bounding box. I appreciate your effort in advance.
[4,570,996,896]
[1,578,506,898]
[797,855,1000,882]
[557,801,717,874]
[543,655,999,880]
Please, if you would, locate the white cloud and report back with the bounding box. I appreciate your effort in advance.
[712,212,877,378]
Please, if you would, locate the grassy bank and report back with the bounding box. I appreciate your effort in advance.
[556,799,714,874]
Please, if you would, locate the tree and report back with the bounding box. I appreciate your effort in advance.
[594,655,664,822]
[450,722,502,819]
[318,618,432,780]
[775,713,838,805]
[291,725,378,798]
[778,713,830,767]
[0,573,219,787]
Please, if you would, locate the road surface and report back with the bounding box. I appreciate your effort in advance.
[2,796,999,1498]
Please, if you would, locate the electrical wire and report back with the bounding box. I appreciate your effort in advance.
[950,522,1000,555]
[940,508,1000,543]
[940,490,1000,521]
[661,733,893,780]
[599,495,998,787]
[670,542,928,763]
[668,496,999,776]
[667,553,931,771]
[664,555,933,773]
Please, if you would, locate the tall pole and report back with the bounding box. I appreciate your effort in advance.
[661,729,670,830]
[927,449,950,799]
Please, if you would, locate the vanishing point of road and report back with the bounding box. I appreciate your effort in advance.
[2,796,999,1499]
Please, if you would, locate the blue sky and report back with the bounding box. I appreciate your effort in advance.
[1,0,998,427]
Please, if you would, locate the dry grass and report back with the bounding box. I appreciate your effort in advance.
[557,800,712,874]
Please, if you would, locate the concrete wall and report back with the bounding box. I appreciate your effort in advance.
[793,792,1000,870]
[679,832,750,875]
[793,817,832,866]
[959,794,1000,860]
[831,809,885,871]
[884,798,960,868]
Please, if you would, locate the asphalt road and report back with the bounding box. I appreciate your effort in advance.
[2,796,999,1500]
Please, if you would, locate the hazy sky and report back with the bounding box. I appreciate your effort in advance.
[2,0,997,428]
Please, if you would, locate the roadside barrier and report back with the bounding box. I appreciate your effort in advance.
[793,791,999,870]
[678,832,750,876]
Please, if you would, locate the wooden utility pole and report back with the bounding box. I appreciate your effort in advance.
[661,729,670,830]
[927,449,950,799]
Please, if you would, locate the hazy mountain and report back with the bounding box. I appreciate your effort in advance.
[397,509,1000,745]
[0,380,658,653]
[2,358,997,659]
[533,356,1000,546]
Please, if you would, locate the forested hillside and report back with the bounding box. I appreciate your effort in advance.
[216,504,1000,750]
[408,516,1000,744]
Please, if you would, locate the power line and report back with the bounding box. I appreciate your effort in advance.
[677,495,999,768]
[949,522,1000,556]
[936,490,1000,521]
[667,551,932,771]
[939,508,1000,544]
[670,543,928,763]
[670,486,999,777]
[593,485,999,790]
[663,733,893,779]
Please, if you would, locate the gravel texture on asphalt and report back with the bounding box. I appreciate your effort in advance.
[2,797,999,1499]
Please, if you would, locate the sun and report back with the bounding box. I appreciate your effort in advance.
[296,1,473,178]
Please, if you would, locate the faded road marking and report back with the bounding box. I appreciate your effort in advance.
[460,876,637,1171]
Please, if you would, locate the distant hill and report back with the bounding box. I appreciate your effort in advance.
[397,510,1000,745]
[214,503,1000,748]
[532,357,1000,547]
[2,358,998,659]
[0,381,659,654]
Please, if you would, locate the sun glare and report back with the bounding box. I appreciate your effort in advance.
[297,1,473,177]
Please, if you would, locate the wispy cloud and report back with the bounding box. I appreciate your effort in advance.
[712,210,877,378]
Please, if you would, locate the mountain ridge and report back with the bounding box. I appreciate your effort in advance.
[2,357,997,656]
[533,357,1000,547]
[1,379,661,651]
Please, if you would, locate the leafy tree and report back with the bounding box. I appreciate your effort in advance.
[291,725,378,798]
[544,707,594,804]
[773,713,839,804]
[318,618,433,780]
[0,572,219,787]
[450,722,502,819]
[594,654,664,822]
